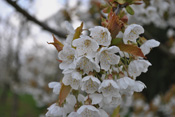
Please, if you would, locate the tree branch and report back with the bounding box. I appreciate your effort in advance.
[6,0,66,38]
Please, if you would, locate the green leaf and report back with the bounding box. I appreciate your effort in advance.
[115,0,126,4]
[111,106,120,117]
[111,38,123,45]
[126,5,134,15]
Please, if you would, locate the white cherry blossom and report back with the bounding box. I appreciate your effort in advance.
[89,26,112,46]
[76,56,100,75]
[117,77,146,95]
[98,109,109,117]
[72,35,99,57]
[62,71,82,90]
[96,46,120,71]
[48,82,61,94]
[128,60,152,78]
[58,44,76,70]
[89,93,103,105]
[64,21,75,45]
[81,75,101,93]
[63,95,77,114]
[77,105,100,117]
[123,24,144,44]
[98,80,120,97]
[117,77,135,90]
[78,94,86,104]
[140,39,160,55]
[133,81,147,92]
[68,112,81,117]
[46,103,63,117]
[46,95,77,117]
[110,95,122,107]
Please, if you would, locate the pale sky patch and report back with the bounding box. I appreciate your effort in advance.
[33,0,63,21]
[0,1,14,19]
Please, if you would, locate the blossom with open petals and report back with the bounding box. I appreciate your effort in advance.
[48,82,61,94]
[76,56,100,75]
[140,39,160,55]
[72,35,99,57]
[89,93,103,105]
[117,77,146,95]
[62,71,82,90]
[77,105,100,117]
[81,75,101,94]
[68,112,81,117]
[58,44,76,70]
[123,24,144,44]
[128,60,151,78]
[46,103,63,117]
[98,80,120,97]
[96,46,120,71]
[89,26,111,46]
[64,21,75,45]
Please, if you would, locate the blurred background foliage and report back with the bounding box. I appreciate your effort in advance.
[0,0,175,116]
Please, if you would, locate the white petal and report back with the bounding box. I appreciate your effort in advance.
[89,26,111,46]
[133,81,146,92]
[68,112,81,117]
[48,82,61,94]
[72,35,99,57]
[48,82,59,88]
[123,24,144,44]
[77,105,100,116]
[81,75,101,93]
[89,93,103,104]
[62,74,71,86]
[107,46,120,53]
[66,95,76,106]
[98,109,109,117]
[117,77,135,89]
[78,94,85,103]
[140,39,160,55]
[76,56,100,74]
[128,60,152,78]
[99,80,120,97]
[96,47,120,71]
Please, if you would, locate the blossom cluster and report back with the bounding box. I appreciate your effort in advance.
[129,0,175,29]
[46,20,160,116]
[120,84,175,117]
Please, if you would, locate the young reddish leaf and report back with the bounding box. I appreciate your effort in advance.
[103,7,112,13]
[73,22,83,40]
[101,17,108,27]
[48,34,64,52]
[111,106,120,117]
[117,43,145,58]
[107,11,123,39]
[58,83,71,106]
[120,15,128,23]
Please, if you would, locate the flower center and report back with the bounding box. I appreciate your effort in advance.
[67,55,74,60]
[84,40,91,47]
